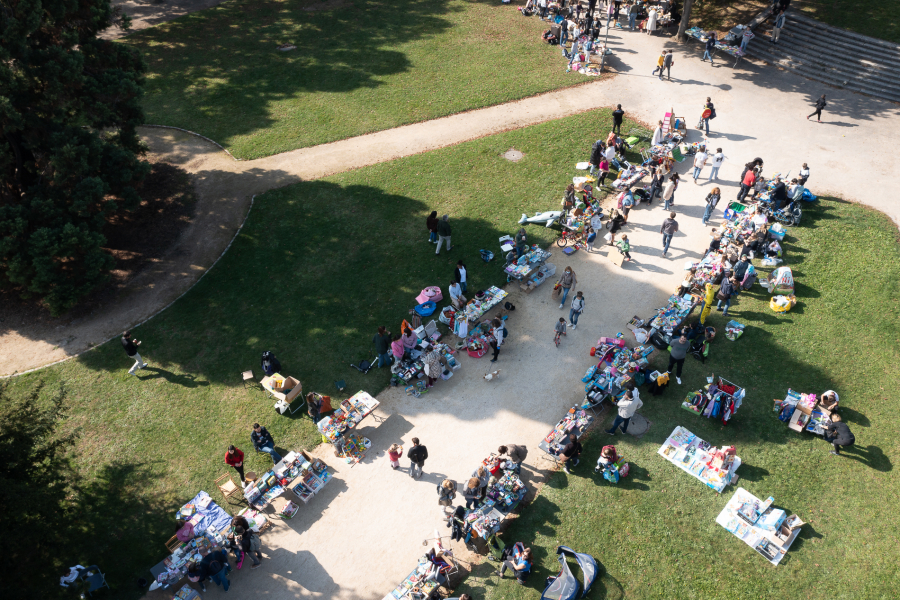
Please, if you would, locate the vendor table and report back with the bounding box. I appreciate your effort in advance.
[581,339,654,415]
[462,286,509,323]
[776,389,833,435]
[385,554,445,600]
[681,377,745,424]
[505,246,551,282]
[643,293,701,347]
[657,426,741,493]
[317,390,380,443]
[275,450,333,506]
[461,465,527,542]
[539,407,594,464]
[715,487,804,565]
[684,27,745,68]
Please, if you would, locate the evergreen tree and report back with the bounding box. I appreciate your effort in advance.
[1,0,149,314]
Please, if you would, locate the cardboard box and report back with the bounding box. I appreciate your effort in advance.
[271,376,302,403]
[626,316,643,331]
[757,508,787,532]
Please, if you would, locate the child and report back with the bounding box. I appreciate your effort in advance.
[585,227,597,253]
[554,317,567,345]
[616,234,632,261]
[388,443,403,470]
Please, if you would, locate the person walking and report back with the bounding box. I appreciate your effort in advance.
[455,260,468,293]
[560,432,582,474]
[569,291,585,329]
[225,445,246,487]
[435,215,452,254]
[235,525,263,569]
[251,423,283,463]
[702,97,715,136]
[615,234,632,261]
[716,275,740,316]
[652,50,665,79]
[612,104,625,135]
[388,443,403,470]
[824,414,855,456]
[708,148,724,181]
[556,266,578,309]
[407,437,428,479]
[554,317,567,346]
[737,167,757,201]
[663,49,675,80]
[770,10,786,43]
[121,331,146,376]
[662,173,679,210]
[660,211,678,257]
[426,211,439,243]
[702,32,717,65]
[702,187,721,226]
[373,326,393,368]
[692,145,708,182]
[605,389,643,435]
[490,317,506,363]
[807,94,826,122]
[667,334,690,384]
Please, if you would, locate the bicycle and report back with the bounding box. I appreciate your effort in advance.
[556,226,584,248]
[554,331,566,347]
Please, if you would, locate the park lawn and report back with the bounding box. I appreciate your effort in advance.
[125,0,586,159]
[10,108,642,599]
[455,197,900,599]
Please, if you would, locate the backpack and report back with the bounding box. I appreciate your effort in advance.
[504,301,516,311]
[498,326,509,343]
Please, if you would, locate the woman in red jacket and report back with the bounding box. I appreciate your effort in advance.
[225,445,245,485]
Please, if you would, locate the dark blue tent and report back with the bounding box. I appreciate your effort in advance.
[541,546,599,600]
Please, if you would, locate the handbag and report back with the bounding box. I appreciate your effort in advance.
[716,290,728,301]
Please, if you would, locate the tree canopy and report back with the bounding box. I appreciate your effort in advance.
[0,0,149,315]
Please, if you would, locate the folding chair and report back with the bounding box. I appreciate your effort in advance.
[215,473,245,506]
[434,529,459,577]
[671,146,686,163]
[165,535,183,553]
[242,369,259,390]
[78,566,110,597]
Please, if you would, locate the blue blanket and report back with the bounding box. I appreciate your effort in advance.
[181,490,232,533]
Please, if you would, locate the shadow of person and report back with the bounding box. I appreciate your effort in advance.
[835,406,870,427]
[841,444,892,472]
[137,366,210,387]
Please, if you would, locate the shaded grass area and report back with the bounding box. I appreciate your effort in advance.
[456,197,900,599]
[8,109,638,598]
[126,0,584,159]
[796,0,900,44]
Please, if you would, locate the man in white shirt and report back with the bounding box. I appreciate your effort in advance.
[692,146,708,183]
[448,280,466,310]
[605,389,643,435]
[708,148,725,181]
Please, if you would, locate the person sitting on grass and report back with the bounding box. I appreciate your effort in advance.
[594,445,620,473]
[496,544,533,585]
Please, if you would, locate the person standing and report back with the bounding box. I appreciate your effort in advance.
[646,6,658,35]
[569,291,585,329]
[188,549,231,593]
[251,423,283,463]
[663,50,675,80]
[373,326,393,368]
[490,317,506,363]
[770,10,786,43]
[437,479,458,506]
[702,97,715,136]
[515,228,529,258]
[807,94,826,122]
[435,215,452,254]
[556,266,578,309]
[407,437,428,479]
[652,50,665,79]
[708,148,724,181]
[628,2,637,30]
[559,15,570,50]
[585,227,597,253]
[426,211,439,243]
[651,120,664,146]
[554,318,567,346]
[824,414,855,456]
[605,390,643,435]
[463,478,481,509]
[225,445,246,487]
[306,392,326,425]
[471,465,490,499]
[560,432,582,474]
[798,162,810,185]
[692,146,708,182]
[662,173,679,210]
[737,167,757,202]
[455,260,468,293]
[667,334,690,384]
[121,331,146,376]
[612,104,625,135]
[660,211,678,257]
[702,32,717,65]
[388,443,403,470]
[235,525,263,569]
[498,444,528,470]
[423,347,443,388]
[740,26,754,51]
[716,275,740,316]
[702,188,721,226]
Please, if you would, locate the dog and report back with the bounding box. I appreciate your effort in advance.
[483,369,501,382]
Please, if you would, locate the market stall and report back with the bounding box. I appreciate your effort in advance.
[261,373,305,414]
[385,551,449,600]
[317,391,380,443]
[683,27,746,67]
[581,336,654,413]
[505,246,552,282]
[539,407,594,463]
[657,426,741,493]
[681,376,745,424]
[774,389,834,435]
[715,487,805,565]
[275,450,333,508]
[463,467,528,541]
[149,491,235,591]
[630,293,701,350]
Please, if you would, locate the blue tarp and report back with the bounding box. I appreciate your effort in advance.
[182,490,232,533]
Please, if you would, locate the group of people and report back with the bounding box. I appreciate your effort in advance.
[184,513,266,592]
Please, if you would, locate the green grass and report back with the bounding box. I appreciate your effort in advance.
[11,108,640,598]
[797,0,900,44]
[126,0,584,159]
[456,199,900,599]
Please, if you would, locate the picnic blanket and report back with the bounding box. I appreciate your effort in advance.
[180,491,232,533]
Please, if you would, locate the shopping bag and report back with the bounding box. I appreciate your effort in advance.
[604,232,613,243]
[552,283,562,300]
